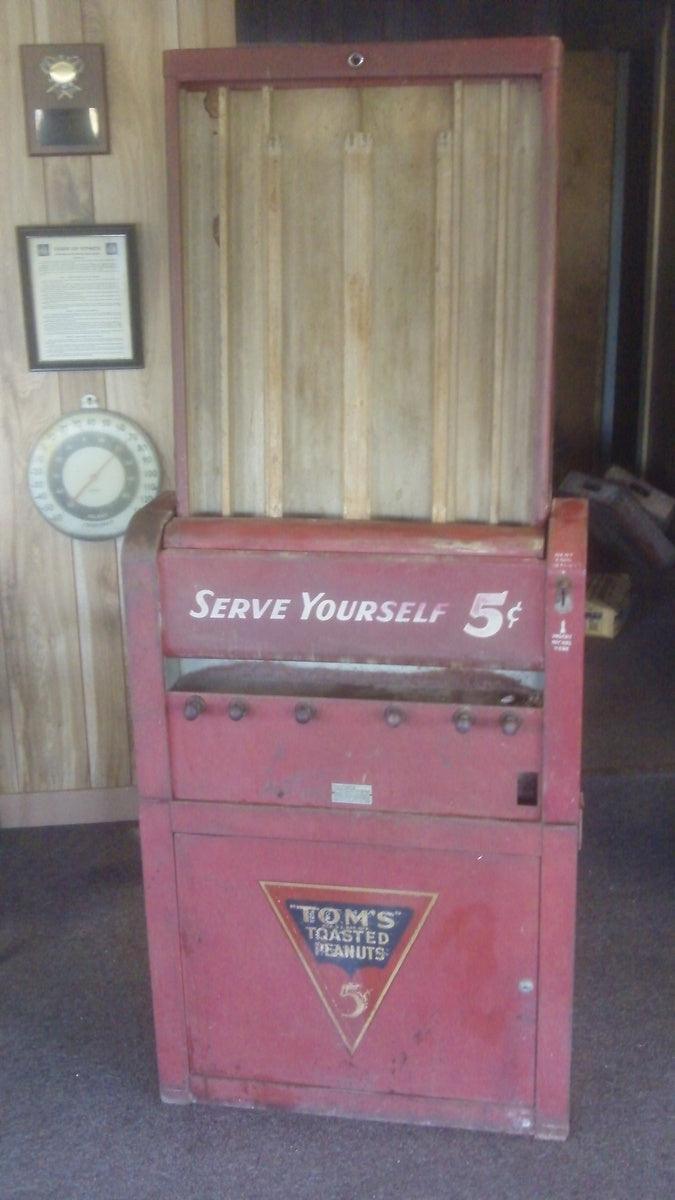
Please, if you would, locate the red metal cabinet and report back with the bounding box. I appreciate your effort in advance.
[125,500,586,1139]
[123,36,586,1140]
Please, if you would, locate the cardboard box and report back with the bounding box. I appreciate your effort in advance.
[585,573,631,639]
[605,467,675,529]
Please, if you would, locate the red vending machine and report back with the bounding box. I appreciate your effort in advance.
[124,38,586,1139]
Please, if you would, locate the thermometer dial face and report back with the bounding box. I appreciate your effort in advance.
[28,410,161,540]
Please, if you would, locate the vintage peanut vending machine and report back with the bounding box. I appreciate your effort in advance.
[123,38,587,1139]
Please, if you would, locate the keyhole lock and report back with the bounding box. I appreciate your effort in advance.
[555,575,573,613]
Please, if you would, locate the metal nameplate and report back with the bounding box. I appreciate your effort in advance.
[331,782,373,807]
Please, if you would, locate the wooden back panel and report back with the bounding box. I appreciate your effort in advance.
[168,41,559,525]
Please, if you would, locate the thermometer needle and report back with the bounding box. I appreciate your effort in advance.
[72,453,116,502]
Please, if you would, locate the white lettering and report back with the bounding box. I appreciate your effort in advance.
[189,589,452,628]
[270,599,290,620]
[345,908,371,928]
[318,907,341,926]
[429,603,448,624]
[293,905,317,924]
[377,911,395,930]
[316,599,337,621]
[252,598,273,619]
[375,600,396,623]
[228,598,250,619]
[301,592,324,620]
[336,599,358,622]
[189,588,214,618]
[395,602,415,623]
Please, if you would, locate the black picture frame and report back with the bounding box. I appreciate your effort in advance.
[17,224,143,371]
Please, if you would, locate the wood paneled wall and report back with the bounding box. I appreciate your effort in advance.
[0,0,235,823]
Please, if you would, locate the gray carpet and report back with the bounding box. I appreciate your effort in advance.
[1,775,673,1200]
[583,572,675,774]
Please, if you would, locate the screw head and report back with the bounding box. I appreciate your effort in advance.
[347,51,365,68]
[518,978,535,994]
[384,706,404,728]
[228,700,247,721]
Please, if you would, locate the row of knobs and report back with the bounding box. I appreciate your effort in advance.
[183,695,522,735]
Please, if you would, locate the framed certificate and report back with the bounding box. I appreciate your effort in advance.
[17,224,143,370]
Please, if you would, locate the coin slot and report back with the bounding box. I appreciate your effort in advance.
[517,772,538,806]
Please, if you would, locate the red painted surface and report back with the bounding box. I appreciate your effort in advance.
[166,692,542,821]
[174,827,540,1107]
[542,499,588,823]
[159,549,546,667]
[164,38,562,86]
[122,494,175,799]
[164,515,545,557]
[191,1074,533,1135]
[169,800,544,858]
[138,798,190,1101]
[123,501,587,1137]
[535,825,578,1138]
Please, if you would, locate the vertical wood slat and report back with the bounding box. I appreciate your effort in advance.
[264,120,284,517]
[181,90,221,512]
[489,80,510,524]
[275,88,356,517]
[0,0,87,792]
[260,84,283,516]
[431,129,452,523]
[500,80,543,523]
[447,82,463,521]
[454,82,502,522]
[365,86,451,520]
[228,89,266,515]
[218,87,231,514]
[342,131,373,520]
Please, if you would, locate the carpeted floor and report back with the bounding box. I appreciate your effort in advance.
[1,775,673,1200]
[583,572,675,774]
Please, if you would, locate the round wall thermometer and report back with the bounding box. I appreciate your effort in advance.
[28,403,161,540]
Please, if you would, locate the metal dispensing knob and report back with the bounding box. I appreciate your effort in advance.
[453,708,473,733]
[183,695,206,721]
[501,712,521,736]
[294,702,315,725]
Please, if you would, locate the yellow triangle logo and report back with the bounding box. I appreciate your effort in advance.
[260,881,438,1054]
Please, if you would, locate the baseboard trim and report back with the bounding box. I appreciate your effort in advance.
[0,787,138,829]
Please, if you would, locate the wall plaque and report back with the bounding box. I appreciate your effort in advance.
[17,225,143,371]
[20,43,109,156]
